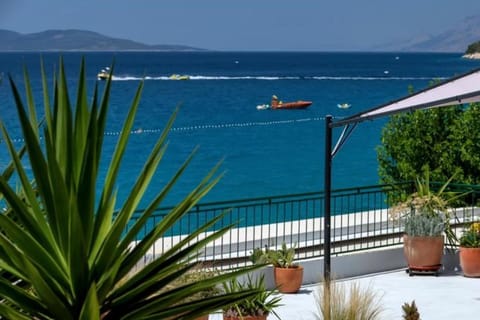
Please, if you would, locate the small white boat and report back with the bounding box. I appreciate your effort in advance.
[97,67,111,80]
[337,103,351,109]
[169,74,190,80]
[256,104,270,110]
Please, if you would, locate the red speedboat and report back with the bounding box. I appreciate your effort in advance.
[272,100,312,110]
[270,95,312,110]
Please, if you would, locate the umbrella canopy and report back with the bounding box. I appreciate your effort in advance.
[333,67,480,128]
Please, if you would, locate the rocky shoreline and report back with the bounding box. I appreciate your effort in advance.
[462,52,480,59]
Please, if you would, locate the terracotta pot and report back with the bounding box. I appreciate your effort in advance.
[459,247,480,277]
[274,265,304,293]
[224,315,267,320]
[403,235,444,270]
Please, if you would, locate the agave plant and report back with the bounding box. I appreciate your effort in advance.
[0,58,260,319]
[222,274,282,319]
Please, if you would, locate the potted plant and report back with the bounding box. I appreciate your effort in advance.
[251,242,304,293]
[390,168,462,274]
[222,275,282,320]
[402,213,445,274]
[458,222,480,277]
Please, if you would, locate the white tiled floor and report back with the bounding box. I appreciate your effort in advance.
[210,269,480,319]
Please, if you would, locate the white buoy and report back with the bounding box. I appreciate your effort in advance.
[337,103,351,109]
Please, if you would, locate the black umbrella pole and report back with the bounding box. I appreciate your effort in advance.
[324,115,332,282]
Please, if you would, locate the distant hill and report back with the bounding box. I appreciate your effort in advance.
[0,29,205,52]
[375,15,480,52]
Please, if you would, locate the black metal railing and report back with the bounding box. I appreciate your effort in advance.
[130,182,480,270]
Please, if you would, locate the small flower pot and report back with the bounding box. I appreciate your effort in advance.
[459,247,480,277]
[274,265,304,293]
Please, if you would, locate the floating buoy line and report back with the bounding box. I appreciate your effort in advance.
[168,117,326,132]
[6,116,345,143]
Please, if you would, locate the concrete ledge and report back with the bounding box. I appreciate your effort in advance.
[242,246,465,290]
[241,246,406,290]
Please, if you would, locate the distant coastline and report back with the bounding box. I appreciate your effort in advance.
[0,49,206,52]
[0,29,206,52]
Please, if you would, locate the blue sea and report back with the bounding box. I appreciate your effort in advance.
[0,52,479,209]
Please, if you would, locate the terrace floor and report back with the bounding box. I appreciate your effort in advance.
[210,268,480,319]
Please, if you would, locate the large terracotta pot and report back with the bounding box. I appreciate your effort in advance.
[224,315,267,320]
[273,265,304,293]
[403,235,444,270]
[459,247,480,277]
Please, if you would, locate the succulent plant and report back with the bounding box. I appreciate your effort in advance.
[250,242,298,268]
[402,300,420,320]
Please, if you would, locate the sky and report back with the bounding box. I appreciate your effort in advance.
[0,0,479,51]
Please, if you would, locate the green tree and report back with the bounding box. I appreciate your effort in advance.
[377,105,463,186]
[0,59,260,319]
[450,102,480,184]
[465,40,480,54]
